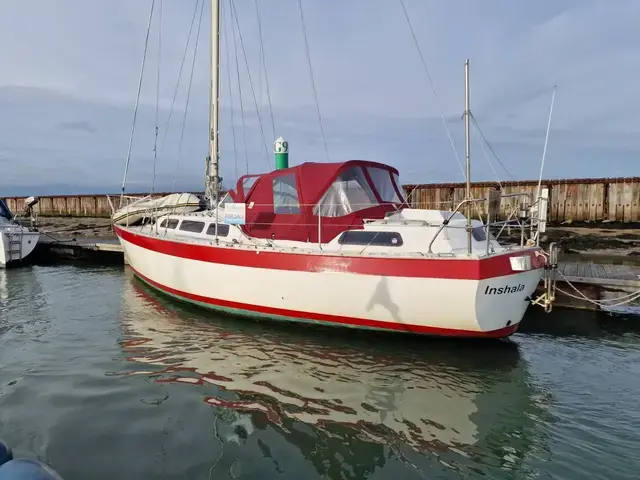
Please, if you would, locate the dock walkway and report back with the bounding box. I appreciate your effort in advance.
[558,262,640,290]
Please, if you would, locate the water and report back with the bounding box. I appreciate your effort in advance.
[1,266,640,479]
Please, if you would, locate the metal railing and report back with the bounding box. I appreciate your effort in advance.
[426,192,545,255]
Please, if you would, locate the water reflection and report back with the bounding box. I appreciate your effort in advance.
[0,267,47,335]
[119,271,549,477]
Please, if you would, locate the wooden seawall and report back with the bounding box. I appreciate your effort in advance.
[4,176,640,222]
[405,176,640,223]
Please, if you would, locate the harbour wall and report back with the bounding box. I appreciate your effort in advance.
[4,176,640,223]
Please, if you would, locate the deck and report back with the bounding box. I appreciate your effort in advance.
[558,262,640,290]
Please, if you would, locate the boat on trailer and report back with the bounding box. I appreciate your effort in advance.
[114,1,556,338]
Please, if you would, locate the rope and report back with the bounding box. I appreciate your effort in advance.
[172,0,205,193]
[296,0,330,163]
[556,270,640,308]
[121,0,156,198]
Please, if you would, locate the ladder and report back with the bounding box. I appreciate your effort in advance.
[531,242,559,313]
[6,230,23,263]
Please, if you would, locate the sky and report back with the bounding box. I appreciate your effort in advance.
[0,0,638,196]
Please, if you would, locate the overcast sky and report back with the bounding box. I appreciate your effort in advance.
[0,0,638,195]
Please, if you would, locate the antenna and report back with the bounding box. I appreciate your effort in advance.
[537,86,556,203]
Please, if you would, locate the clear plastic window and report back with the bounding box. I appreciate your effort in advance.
[273,173,301,214]
[241,176,259,196]
[367,167,402,203]
[313,167,378,217]
[391,172,406,202]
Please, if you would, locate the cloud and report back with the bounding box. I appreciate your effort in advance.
[0,0,637,196]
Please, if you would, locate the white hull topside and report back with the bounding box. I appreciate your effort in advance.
[0,226,40,268]
[114,209,546,338]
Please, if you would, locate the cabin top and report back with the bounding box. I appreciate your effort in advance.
[226,160,406,242]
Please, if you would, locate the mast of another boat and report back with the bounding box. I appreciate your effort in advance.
[207,0,222,239]
[464,59,472,255]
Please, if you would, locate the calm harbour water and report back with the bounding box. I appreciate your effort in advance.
[1,265,640,479]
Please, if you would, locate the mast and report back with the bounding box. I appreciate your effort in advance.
[464,59,472,255]
[206,0,221,209]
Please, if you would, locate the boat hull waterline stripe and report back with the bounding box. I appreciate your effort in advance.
[130,266,520,338]
[115,225,544,281]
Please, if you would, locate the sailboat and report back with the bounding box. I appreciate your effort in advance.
[114,0,551,338]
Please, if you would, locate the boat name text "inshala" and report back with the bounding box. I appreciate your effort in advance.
[484,284,526,295]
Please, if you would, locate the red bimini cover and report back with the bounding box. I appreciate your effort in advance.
[226,160,405,243]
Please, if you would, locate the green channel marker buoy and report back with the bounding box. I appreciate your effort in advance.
[274,136,289,170]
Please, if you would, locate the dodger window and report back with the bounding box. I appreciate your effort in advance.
[273,173,301,214]
[367,167,403,204]
[314,167,378,217]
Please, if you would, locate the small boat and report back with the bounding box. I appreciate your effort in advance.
[110,192,202,226]
[0,197,40,268]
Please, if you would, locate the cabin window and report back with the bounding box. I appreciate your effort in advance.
[179,220,205,233]
[206,223,230,237]
[338,231,403,247]
[159,218,179,229]
[313,166,378,217]
[367,167,403,203]
[273,173,301,214]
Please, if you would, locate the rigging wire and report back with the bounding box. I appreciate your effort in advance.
[469,113,514,180]
[172,0,206,191]
[474,125,503,189]
[222,0,239,182]
[397,0,464,179]
[229,0,250,175]
[254,0,276,141]
[121,0,156,198]
[151,0,163,195]
[296,0,330,163]
[158,0,202,157]
[229,1,271,168]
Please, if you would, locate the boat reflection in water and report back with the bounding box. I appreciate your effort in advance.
[119,270,549,476]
